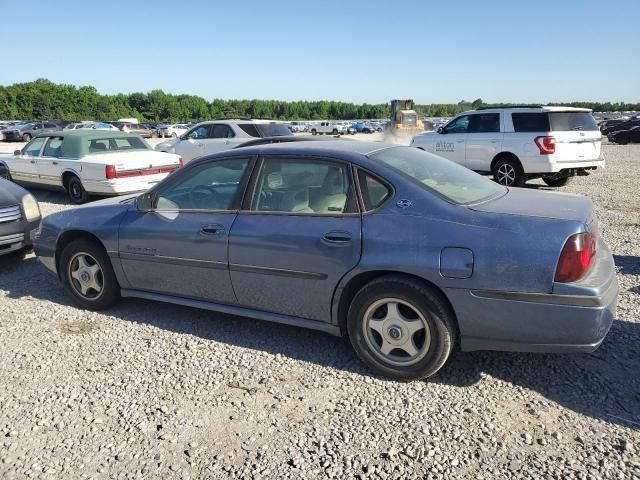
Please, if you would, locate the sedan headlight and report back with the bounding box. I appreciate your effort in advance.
[21,194,41,222]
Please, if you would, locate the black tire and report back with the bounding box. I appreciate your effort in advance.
[615,135,630,145]
[311,129,317,136]
[542,175,573,187]
[332,129,338,135]
[0,165,11,181]
[347,275,456,380]
[59,238,120,310]
[492,156,525,187]
[22,133,31,142]
[171,132,177,138]
[67,175,89,204]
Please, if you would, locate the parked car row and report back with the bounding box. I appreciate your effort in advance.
[0,138,615,381]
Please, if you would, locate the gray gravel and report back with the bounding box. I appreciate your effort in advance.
[1,142,639,479]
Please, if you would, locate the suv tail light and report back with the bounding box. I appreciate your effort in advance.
[554,232,597,283]
[105,164,117,179]
[534,136,556,155]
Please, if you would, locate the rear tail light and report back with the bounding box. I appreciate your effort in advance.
[179,157,184,168]
[554,232,597,283]
[105,164,117,179]
[534,136,556,155]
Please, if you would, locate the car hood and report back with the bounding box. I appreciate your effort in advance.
[471,188,593,224]
[155,139,179,151]
[0,179,25,207]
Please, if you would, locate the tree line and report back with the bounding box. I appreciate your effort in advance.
[0,79,638,123]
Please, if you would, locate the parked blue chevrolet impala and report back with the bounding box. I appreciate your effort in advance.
[33,141,618,380]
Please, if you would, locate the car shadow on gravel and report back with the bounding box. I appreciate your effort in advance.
[30,188,71,206]
[431,318,640,431]
[3,254,639,431]
[613,255,640,276]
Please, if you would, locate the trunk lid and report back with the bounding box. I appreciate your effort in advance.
[93,150,180,176]
[472,188,594,225]
[548,111,602,162]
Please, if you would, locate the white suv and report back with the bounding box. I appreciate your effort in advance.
[410,106,604,187]
[310,122,346,136]
[155,120,292,163]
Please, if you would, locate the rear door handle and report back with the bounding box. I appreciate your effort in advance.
[323,231,352,244]
[200,224,225,236]
[30,160,36,164]
[491,139,499,143]
[456,139,464,143]
[52,161,59,165]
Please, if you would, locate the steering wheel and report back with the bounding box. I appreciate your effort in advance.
[188,185,217,209]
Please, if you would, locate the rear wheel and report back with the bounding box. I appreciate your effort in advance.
[542,175,573,187]
[347,276,456,380]
[22,133,31,142]
[60,238,120,310]
[0,165,11,181]
[332,129,338,135]
[171,132,177,138]
[493,156,525,187]
[615,135,630,145]
[311,129,317,136]
[67,175,89,204]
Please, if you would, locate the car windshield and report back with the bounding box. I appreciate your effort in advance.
[370,146,506,205]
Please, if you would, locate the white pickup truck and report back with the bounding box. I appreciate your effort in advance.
[310,122,346,136]
[410,106,604,187]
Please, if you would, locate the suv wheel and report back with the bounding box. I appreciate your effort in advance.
[542,175,573,187]
[67,175,89,204]
[60,238,120,310]
[311,129,317,136]
[22,133,32,142]
[615,134,630,145]
[332,129,338,135]
[493,157,525,187]
[347,276,456,380]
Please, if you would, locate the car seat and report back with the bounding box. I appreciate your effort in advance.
[309,166,346,213]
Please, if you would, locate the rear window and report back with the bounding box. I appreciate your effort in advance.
[370,147,505,205]
[87,136,149,153]
[512,111,598,132]
[238,123,292,138]
[549,112,598,131]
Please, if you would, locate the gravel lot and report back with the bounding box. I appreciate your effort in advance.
[0,140,639,479]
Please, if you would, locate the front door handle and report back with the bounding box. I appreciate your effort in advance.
[200,224,225,236]
[491,139,499,143]
[52,161,59,165]
[323,231,352,244]
[456,139,464,143]
[30,160,36,164]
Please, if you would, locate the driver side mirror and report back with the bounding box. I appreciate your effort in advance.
[136,192,153,211]
[438,127,446,134]
[14,150,22,156]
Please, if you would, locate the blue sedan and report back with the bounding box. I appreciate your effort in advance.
[34,141,618,380]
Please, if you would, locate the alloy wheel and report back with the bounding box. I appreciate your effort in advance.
[68,252,104,300]
[362,298,431,367]
[496,164,516,186]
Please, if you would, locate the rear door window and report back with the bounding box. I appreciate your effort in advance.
[512,113,550,132]
[43,136,64,157]
[357,170,391,211]
[467,113,500,133]
[211,124,234,138]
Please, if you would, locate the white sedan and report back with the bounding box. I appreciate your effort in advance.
[0,130,182,203]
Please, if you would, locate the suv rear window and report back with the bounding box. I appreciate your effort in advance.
[549,112,598,131]
[238,123,292,138]
[513,111,598,132]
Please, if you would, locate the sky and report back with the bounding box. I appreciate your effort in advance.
[2,0,638,104]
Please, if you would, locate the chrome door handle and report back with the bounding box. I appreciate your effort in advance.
[323,231,352,244]
[52,161,59,165]
[456,139,464,143]
[30,160,36,164]
[491,139,499,143]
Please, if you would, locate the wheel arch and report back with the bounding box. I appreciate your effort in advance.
[334,270,459,338]
[490,151,522,173]
[54,230,108,277]
[61,169,81,190]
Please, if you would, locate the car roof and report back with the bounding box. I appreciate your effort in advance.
[252,139,389,155]
[34,130,139,139]
[460,105,592,115]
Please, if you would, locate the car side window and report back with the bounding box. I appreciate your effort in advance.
[252,158,352,214]
[22,137,47,156]
[467,113,500,133]
[185,125,210,139]
[443,115,470,134]
[210,124,234,139]
[154,158,250,211]
[43,137,64,157]
[44,122,58,129]
[357,170,391,211]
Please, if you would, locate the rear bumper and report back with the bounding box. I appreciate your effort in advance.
[446,244,618,353]
[526,155,605,173]
[83,175,166,195]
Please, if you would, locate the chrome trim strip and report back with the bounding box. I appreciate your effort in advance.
[120,288,341,336]
[470,286,616,308]
[0,206,21,223]
[0,233,24,246]
[229,263,327,280]
[118,251,227,270]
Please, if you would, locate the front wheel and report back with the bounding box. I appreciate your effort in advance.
[542,175,573,187]
[332,129,338,135]
[60,238,120,310]
[171,132,177,138]
[67,175,89,204]
[347,276,456,380]
[493,157,525,187]
[22,133,32,142]
[615,135,630,145]
[311,129,317,136]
